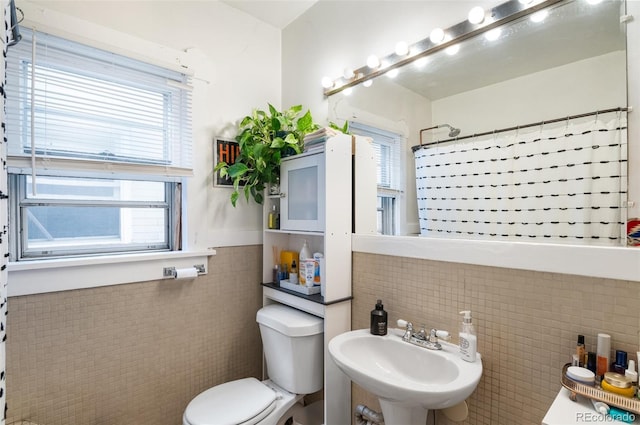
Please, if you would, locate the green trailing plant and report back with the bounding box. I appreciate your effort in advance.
[329,120,350,134]
[215,104,319,206]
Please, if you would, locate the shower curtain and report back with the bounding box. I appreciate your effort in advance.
[1,0,8,422]
[414,111,627,246]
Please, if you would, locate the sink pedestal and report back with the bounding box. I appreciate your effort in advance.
[379,399,428,425]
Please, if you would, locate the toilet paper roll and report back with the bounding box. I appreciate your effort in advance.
[174,267,198,280]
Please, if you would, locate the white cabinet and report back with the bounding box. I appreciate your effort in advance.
[280,151,325,232]
[261,134,377,425]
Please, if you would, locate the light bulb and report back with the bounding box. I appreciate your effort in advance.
[343,68,355,79]
[530,10,548,23]
[485,28,502,41]
[395,41,409,56]
[343,87,353,96]
[468,6,485,24]
[321,76,334,89]
[445,44,460,56]
[430,28,445,44]
[366,55,380,69]
[363,80,373,88]
[386,68,399,79]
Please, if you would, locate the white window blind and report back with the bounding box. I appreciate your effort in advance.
[5,28,193,178]
[350,122,402,192]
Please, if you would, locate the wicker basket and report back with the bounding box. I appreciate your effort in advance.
[562,363,640,414]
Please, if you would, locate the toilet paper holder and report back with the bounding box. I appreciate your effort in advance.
[163,264,206,278]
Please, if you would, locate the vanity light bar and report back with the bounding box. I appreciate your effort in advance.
[323,0,564,97]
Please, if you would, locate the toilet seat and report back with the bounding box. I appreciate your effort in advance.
[184,378,277,425]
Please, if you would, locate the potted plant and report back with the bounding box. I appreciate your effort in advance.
[215,104,319,206]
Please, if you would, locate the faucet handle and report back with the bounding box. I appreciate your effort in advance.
[438,330,451,340]
[397,319,410,329]
[397,319,413,341]
[431,329,451,340]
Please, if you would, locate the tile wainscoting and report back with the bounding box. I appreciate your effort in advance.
[352,252,640,425]
[6,246,263,425]
[7,246,638,424]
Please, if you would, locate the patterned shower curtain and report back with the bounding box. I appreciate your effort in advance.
[415,111,627,246]
[1,0,8,422]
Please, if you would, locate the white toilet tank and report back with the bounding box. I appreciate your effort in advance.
[256,304,324,395]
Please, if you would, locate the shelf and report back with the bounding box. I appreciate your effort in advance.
[264,229,324,236]
[261,282,352,306]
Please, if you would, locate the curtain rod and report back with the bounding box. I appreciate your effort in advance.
[412,106,629,153]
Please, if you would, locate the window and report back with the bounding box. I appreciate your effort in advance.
[5,29,192,260]
[349,122,403,235]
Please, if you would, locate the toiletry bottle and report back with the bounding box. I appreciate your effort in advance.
[597,333,611,377]
[370,300,388,336]
[577,335,586,367]
[587,352,597,375]
[459,311,477,362]
[300,239,310,260]
[299,240,311,284]
[268,204,279,229]
[289,260,298,284]
[625,360,638,386]
[614,350,628,374]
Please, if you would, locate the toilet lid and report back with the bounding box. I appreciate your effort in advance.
[184,378,277,425]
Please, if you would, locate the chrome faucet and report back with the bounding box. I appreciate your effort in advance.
[397,319,450,350]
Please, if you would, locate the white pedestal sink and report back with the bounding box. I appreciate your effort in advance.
[328,328,482,425]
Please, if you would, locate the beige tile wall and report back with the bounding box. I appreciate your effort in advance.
[6,246,264,425]
[352,252,640,425]
[7,247,639,425]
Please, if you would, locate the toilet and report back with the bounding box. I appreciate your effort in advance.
[183,303,324,425]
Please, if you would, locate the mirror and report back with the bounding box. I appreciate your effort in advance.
[328,0,628,240]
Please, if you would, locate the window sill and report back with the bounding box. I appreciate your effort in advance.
[7,249,216,297]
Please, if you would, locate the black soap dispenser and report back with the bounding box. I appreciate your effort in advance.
[370,299,388,336]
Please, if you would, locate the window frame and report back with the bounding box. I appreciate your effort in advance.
[9,174,178,261]
[5,28,191,261]
[349,122,405,235]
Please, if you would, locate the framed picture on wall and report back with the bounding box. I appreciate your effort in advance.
[213,137,242,187]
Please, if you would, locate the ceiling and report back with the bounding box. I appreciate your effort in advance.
[220,0,319,29]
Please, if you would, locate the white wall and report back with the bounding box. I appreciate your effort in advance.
[20,0,282,250]
[432,51,627,136]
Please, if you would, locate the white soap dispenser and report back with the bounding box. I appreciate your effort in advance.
[459,310,477,362]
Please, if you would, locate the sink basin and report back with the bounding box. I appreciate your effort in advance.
[328,328,482,425]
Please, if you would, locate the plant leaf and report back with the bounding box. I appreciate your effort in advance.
[296,110,313,132]
[284,133,298,145]
[230,191,239,207]
[253,187,264,204]
[228,162,249,179]
[271,116,281,133]
[270,138,285,149]
[288,105,302,115]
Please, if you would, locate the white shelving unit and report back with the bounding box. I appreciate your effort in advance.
[262,134,376,425]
